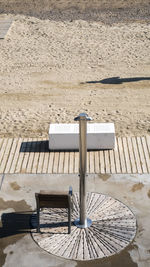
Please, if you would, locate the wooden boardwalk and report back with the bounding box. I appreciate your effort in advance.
[0,136,150,174]
[0,19,12,39]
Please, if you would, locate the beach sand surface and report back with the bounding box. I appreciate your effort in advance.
[0,0,150,137]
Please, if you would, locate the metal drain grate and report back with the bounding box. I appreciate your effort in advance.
[31,192,136,261]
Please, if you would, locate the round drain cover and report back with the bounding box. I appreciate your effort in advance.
[31,192,136,261]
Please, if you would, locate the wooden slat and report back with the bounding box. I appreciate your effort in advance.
[136,137,147,173]
[53,152,59,173]
[127,137,137,173]
[89,151,95,173]
[94,151,100,173]
[109,150,116,174]
[132,137,142,173]
[9,138,22,173]
[0,139,8,168]
[142,136,150,173]
[15,138,28,173]
[47,152,54,174]
[21,138,32,173]
[122,137,131,174]
[104,150,110,173]
[0,138,3,150]
[117,137,126,173]
[69,152,74,173]
[146,136,150,164]
[58,152,64,173]
[31,138,41,173]
[0,138,13,173]
[64,152,69,173]
[37,139,46,174]
[114,139,121,174]
[4,138,18,173]
[42,145,50,174]
[74,152,79,173]
[26,138,36,173]
[99,150,105,174]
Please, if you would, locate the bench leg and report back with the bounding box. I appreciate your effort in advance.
[68,206,71,234]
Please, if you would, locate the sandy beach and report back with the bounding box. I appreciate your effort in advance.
[0,0,150,138]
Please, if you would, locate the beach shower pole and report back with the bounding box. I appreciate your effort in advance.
[74,113,92,228]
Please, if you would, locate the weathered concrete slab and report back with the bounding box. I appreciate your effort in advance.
[0,173,150,266]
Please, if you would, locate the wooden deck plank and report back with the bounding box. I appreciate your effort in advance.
[132,137,142,173]
[104,150,110,173]
[21,138,32,173]
[127,137,137,173]
[37,139,46,174]
[47,152,54,174]
[114,138,121,173]
[137,137,147,173]
[94,151,100,174]
[64,152,69,173]
[146,136,150,159]
[142,136,150,173]
[42,142,50,174]
[58,152,64,174]
[26,138,36,173]
[15,138,28,173]
[0,138,3,150]
[0,139,8,169]
[122,137,132,174]
[31,138,41,173]
[109,150,116,174]
[117,137,126,173]
[0,138,13,173]
[89,151,95,173]
[4,138,18,173]
[53,152,59,173]
[99,150,105,174]
[86,151,90,173]
[9,138,23,173]
[74,152,79,173]
[69,152,74,174]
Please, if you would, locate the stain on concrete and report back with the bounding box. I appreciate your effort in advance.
[131,183,144,192]
[98,174,111,181]
[10,181,21,191]
[0,199,32,266]
[76,245,138,267]
[147,189,150,198]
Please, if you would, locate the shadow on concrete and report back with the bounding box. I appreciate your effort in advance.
[83,76,150,85]
[0,212,71,238]
[0,212,33,238]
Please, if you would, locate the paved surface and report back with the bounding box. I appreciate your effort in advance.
[0,136,150,174]
[0,173,150,266]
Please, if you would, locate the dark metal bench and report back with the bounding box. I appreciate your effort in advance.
[35,187,73,234]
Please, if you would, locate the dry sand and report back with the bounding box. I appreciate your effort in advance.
[0,0,150,137]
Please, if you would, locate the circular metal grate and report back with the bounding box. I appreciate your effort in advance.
[31,192,136,261]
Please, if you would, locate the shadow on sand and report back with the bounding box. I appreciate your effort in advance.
[82,76,150,85]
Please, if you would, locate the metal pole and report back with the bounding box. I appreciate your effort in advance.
[74,113,92,228]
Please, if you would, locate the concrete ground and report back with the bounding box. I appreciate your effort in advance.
[0,173,150,267]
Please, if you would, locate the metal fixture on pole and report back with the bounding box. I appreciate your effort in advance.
[74,113,92,228]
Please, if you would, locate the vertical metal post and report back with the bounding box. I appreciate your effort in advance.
[74,113,92,228]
